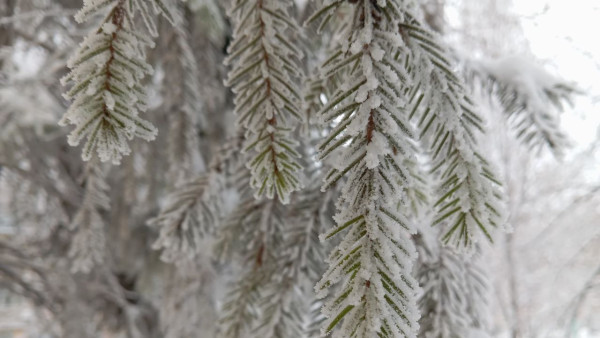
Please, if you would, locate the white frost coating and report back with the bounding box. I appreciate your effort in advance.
[68,164,109,273]
[361,54,374,82]
[355,84,369,103]
[61,1,158,165]
[314,1,423,337]
[473,54,572,154]
[103,90,115,110]
[122,70,135,87]
[365,132,388,169]
[224,0,304,204]
[484,56,562,112]
[102,22,117,34]
[93,51,111,68]
[418,231,492,337]
[310,0,509,335]
[395,12,507,249]
[370,43,385,62]
[148,174,223,264]
[368,94,381,109]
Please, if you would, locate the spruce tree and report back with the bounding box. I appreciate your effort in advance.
[0,0,582,337]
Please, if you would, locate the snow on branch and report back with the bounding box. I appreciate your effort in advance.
[165,27,205,184]
[252,184,332,338]
[306,0,510,336]
[417,232,490,338]
[224,0,305,204]
[148,139,241,264]
[309,1,424,336]
[399,12,507,249]
[465,55,578,156]
[216,197,285,338]
[60,0,177,165]
[148,175,222,263]
[68,162,110,273]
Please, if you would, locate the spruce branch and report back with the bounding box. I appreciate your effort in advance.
[216,197,284,338]
[309,1,423,336]
[61,1,156,164]
[399,13,507,249]
[147,175,221,263]
[218,260,268,338]
[163,21,205,184]
[252,183,333,338]
[148,139,242,264]
[68,160,109,274]
[61,0,178,165]
[463,55,578,156]
[417,233,490,338]
[224,0,305,204]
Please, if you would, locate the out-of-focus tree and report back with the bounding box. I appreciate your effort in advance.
[442,0,600,337]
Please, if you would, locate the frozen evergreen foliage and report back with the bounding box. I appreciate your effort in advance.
[159,259,218,338]
[216,165,334,338]
[68,162,110,273]
[216,196,283,338]
[147,175,220,262]
[396,13,506,248]
[464,55,577,156]
[309,1,423,336]
[60,0,177,164]
[307,0,506,336]
[215,154,290,337]
[0,0,590,337]
[147,139,239,263]
[252,182,333,338]
[75,0,177,36]
[416,231,490,338]
[224,0,305,204]
[164,27,205,184]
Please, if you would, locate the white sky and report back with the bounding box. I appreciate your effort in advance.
[513,0,600,148]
